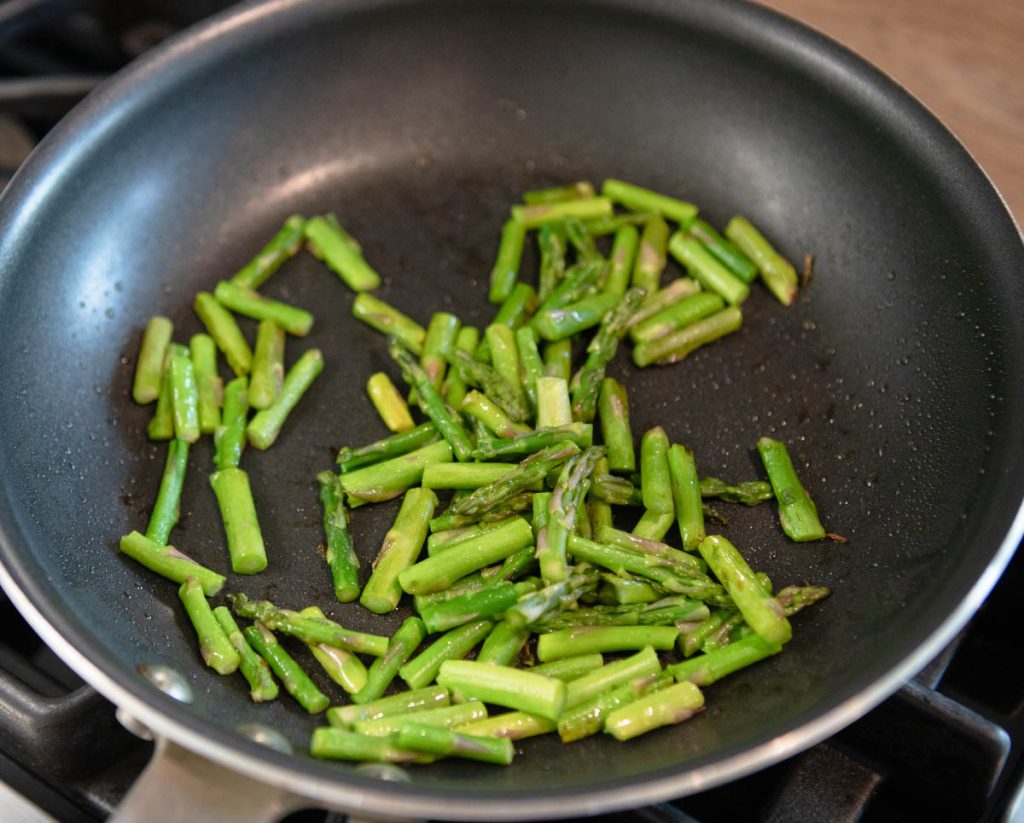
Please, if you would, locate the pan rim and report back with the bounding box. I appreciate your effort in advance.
[1,0,1023,816]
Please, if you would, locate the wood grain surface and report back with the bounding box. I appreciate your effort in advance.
[758,0,1024,223]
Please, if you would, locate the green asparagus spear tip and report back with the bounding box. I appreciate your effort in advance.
[230,214,305,289]
[179,578,240,675]
[446,348,531,423]
[304,215,381,292]
[388,339,474,462]
[352,293,426,354]
[246,348,324,450]
[571,286,646,422]
[757,437,827,541]
[699,477,774,506]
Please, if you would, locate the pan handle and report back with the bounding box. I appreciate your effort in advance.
[111,736,303,823]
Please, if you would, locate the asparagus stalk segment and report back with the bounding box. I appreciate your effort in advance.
[685,218,758,283]
[476,620,530,667]
[628,278,701,328]
[601,179,698,225]
[146,343,177,440]
[231,215,305,288]
[246,348,324,450]
[310,729,420,763]
[543,339,573,382]
[213,606,279,701]
[598,378,635,474]
[668,234,749,306]
[353,617,427,704]
[472,423,592,462]
[442,325,479,409]
[228,594,389,656]
[536,625,679,662]
[523,181,596,204]
[213,375,248,470]
[604,224,640,298]
[570,286,646,422]
[169,346,200,444]
[488,218,527,304]
[304,215,381,292]
[249,319,285,410]
[757,437,826,542]
[446,348,530,423]
[633,306,743,367]
[352,293,426,354]
[603,680,704,741]
[398,517,535,595]
[145,438,189,546]
[698,534,792,645]
[132,316,173,404]
[563,646,661,710]
[179,578,240,675]
[640,427,674,515]
[460,390,530,439]
[667,444,705,551]
[537,221,567,302]
[699,477,774,506]
[360,487,437,614]
[511,197,613,228]
[539,446,604,584]
[336,422,440,474]
[327,685,449,728]
[194,292,252,376]
[632,509,675,541]
[528,654,605,681]
[458,711,555,741]
[119,531,225,595]
[356,703,488,738]
[630,292,726,345]
[213,280,314,337]
[420,312,462,393]
[397,722,515,765]
[367,371,415,432]
[189,333,222,434]
[316,471,360,602]
[668,633,782,686]
[724,216,798,306]
[533,292,618,342]
[389,340,474,462]
[299,606,367,694]
[632,216,670,293]
[244,622,329,714]
[399,620,494,689]
[210,466,267,574]
[438,659,566,721]
[558,671,674,743]
[422,462,519,490]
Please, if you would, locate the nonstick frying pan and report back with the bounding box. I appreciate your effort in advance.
[0,0,1022,818]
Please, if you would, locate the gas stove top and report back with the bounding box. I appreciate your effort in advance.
[1,2,1022,821]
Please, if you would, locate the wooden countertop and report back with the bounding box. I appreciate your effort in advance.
[757,0,1024,224]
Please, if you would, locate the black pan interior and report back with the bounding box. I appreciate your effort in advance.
[0,0,1022,812]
